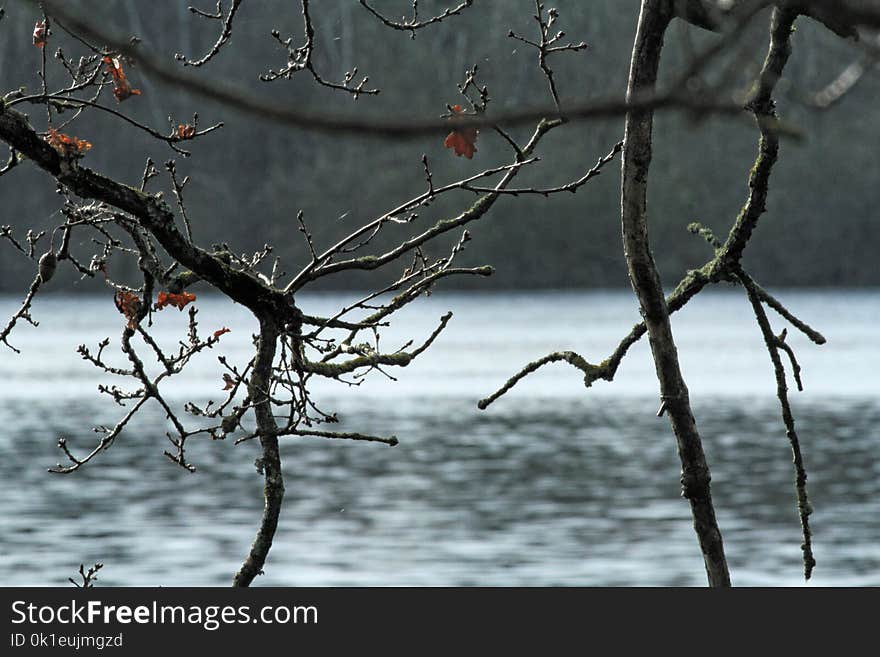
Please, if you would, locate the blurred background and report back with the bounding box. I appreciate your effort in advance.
[0,0,878,290]
[0,2,877,586]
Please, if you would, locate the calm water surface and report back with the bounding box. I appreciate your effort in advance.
[0,289,877,586]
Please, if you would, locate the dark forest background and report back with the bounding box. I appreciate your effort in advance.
[0,1,877,292]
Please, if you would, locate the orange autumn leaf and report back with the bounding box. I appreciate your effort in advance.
[103,56,142,102]
[213,327,231,339]
[176,124,196,140]
[114,290,142,329]
[45,128,92,157]
[155,291,197,311]
[444,131,478,159]
[33,21,48,48]
[443,104,478,159]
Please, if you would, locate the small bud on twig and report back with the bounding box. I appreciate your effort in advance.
[38,250,57,284]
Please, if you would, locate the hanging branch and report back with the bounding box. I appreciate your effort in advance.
[617,0,731,588]
[738,269,815,579]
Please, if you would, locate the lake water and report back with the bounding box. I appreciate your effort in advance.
[0,289,877,586]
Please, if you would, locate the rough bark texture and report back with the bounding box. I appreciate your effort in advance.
[232,319,284,587]
[718,7,794,269]
[621,0,730,587]
[0,101,298,324]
